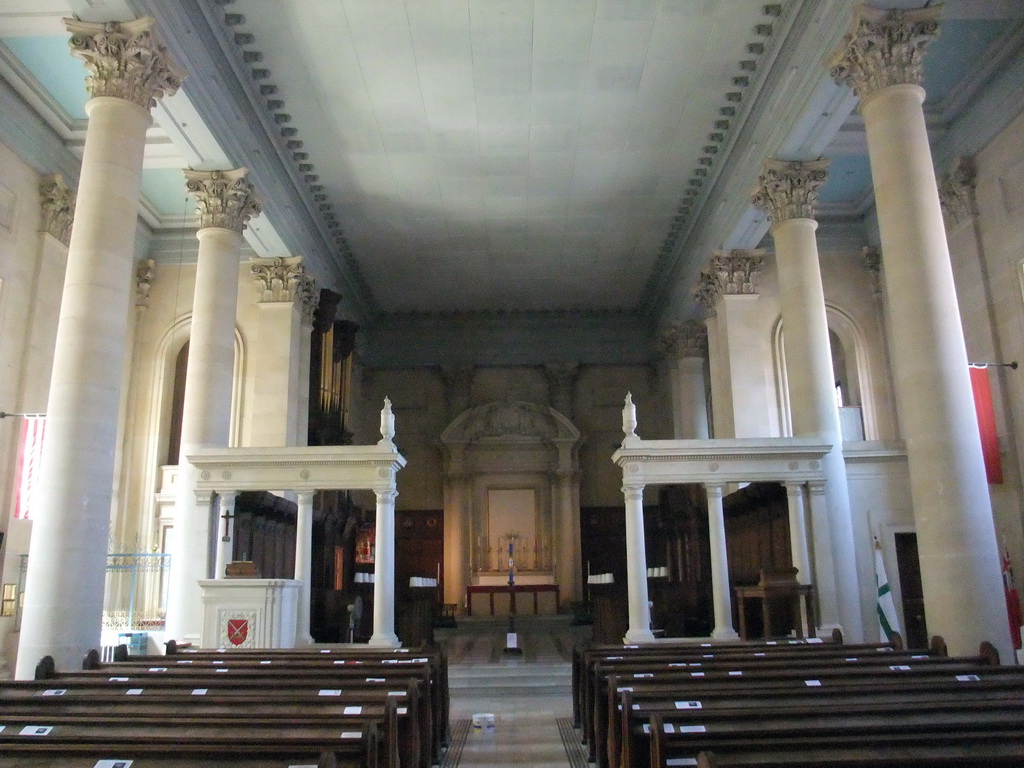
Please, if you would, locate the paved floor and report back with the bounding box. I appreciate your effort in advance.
[438,614,591,768]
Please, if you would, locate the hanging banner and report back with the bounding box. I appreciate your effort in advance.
[969,366,1003,484]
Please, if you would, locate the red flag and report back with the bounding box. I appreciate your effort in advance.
[1003,547,1022,650]
[969,366,1003,483]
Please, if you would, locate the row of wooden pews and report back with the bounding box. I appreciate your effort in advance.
[574,632,1024,768]
[0,643,449,768]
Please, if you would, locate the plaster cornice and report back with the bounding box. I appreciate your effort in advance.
[126,0,375,322]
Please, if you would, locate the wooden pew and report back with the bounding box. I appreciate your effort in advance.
[647,706,1024,768]
[29,664,427,768]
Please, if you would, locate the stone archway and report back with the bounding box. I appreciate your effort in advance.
[440,400,583,611]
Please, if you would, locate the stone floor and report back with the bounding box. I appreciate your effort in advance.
[437,614,591,768]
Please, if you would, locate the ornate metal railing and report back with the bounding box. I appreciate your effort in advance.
[102,553,170,630]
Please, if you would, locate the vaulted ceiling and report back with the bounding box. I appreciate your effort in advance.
[2,0,1023,362]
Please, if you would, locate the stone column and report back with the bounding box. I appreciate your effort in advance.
[165,168,262,643]
[696,252,772,438]
[752,157,863,640]
[369,489,400,647]
[784,482,812,585]
[16,17,183,679]
[293,490,315,645]
[250,257,317,447]
[705,484,738,640]
[661,321,710,439]
[828,5,1012,658]
[214,490,238,579]
[622,484,655,643]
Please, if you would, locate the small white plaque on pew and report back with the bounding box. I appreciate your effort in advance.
[344,706,362,714]
[675,701,702,709]
[192,689,207,695]
[319,689,342,696]
[666,759,698,766]
[804,679,822,686]
[42,689,66,696]
[340,732,362,739]
[94,761,133,768]
[957,674,981,682]
[20,726,53,736]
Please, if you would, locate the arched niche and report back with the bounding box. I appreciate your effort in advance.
[440,400,583,609]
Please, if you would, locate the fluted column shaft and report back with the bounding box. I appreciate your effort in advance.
[706,484,738,640]
[369,489,400,647]
[294,490,315,645]
[622,485,655,643]
[16,17,183,679]
[829,5,1011,658]
[784,482,811,585]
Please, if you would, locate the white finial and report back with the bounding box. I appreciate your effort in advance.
[380,397,395,444]
[623,392,637,438]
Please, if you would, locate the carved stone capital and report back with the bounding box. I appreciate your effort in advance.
[135,259,155,308]
[64,16,185,110]
[938,156,977,229]
[184,167,262,233]
[861,245,881,276]
[251,256,312,304]
[296,273,318,327]
[694,268,722,317]
[659,321,707,358]
[39,174,75,246]
[710,249,765,295]
[751,158,829,223]
[826,4,942,102]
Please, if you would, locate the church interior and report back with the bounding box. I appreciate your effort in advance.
[2,0,1024,762]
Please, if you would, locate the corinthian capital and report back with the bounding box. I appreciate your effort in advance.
[660,321,707,358]
[694,269,722,316]
[751,158,829,223]
[39,174,75,246]
[251,256,315,305]
[64,16,185,109]
[184,168,262,233]
[710,249,765,295]
[938,156,976,229]
[825,4,942,101]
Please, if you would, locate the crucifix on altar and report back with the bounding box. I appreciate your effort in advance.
[503,531,523,655]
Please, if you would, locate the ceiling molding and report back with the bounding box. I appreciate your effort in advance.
[126,0,376,322]
[649,0,856,325]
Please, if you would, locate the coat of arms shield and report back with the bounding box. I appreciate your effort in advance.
[226,618,249,646]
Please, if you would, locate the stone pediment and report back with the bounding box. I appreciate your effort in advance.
[441,400,580,445]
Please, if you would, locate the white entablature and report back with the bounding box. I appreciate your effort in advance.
[187,443,406,494]
[612,436,831,487]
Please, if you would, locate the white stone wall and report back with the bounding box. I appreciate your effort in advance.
[948,107,1024,594]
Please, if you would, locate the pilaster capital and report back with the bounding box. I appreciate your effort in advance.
[184,167,262,233]
[705,483,725,498]
[135,259,155,308]
[295,490,316,506]
[251,256,317,309]
[861,245,883,295]
[375,489,399,504]
[621,485,645,500]
[825,4,942,102]
[751,158,829,223]
[64,16,185,110]
[938,156,977,229]
[694,268,722,317]
[39,174,75,246]
[710,249,765,296]
[659,321,707,359]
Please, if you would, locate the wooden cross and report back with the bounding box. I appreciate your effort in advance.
[221,509,235,543]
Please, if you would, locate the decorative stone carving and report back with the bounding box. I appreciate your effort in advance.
[39,174,75,246]
[711,249,765,295]
[694,268,722,316]
[135,259,155,308]
[861,245,882,295]
[184,168,262,233]
[443,400,581,445]
[250,255,315,308]
[295,273,318,327]
[938,156,977,229]
[825,5,942,101]
[661,321,708,358]
[64,16,185,109]
[751,158,829,223]
[543,362,580,417]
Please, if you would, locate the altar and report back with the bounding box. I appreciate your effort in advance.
[466,583,561,616]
